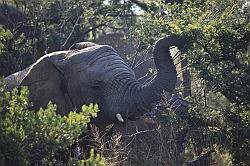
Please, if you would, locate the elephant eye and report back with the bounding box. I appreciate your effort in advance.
[90,81,102,90]
[91,85,101,90]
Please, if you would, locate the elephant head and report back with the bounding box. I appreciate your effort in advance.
[19,36,187,126]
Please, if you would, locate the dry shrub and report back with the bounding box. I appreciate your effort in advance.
[88,125,128,166]
[88,96,185,166]
[116,103,182,165]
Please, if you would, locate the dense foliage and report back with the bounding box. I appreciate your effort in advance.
[0,0,133,76]
[130,0,249,165]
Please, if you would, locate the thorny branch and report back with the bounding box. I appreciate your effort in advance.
[127,129,157,138]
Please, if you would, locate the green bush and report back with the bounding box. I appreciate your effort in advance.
[0,25,34,77]
[0,78,106,165]
[130,1,249,164]
[80,149,106,166]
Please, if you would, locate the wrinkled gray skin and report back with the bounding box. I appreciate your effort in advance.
[95,33,156,84]
[5,36,186,126]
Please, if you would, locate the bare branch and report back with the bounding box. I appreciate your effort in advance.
[127,129,157,138]
[137,73,149,82]
[132,57,153,70]
[173,50,181,61]
[61,13,82,50]
[144,72,157,85]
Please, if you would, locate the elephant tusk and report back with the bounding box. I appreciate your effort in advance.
[116,113,124,123]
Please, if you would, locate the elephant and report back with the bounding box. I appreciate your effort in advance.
[5,35,187,126]
[4,42,98,90]
[5,66,31,90]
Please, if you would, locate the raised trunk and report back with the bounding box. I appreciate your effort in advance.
[135,36,186,112]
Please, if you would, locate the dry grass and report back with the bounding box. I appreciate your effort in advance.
[88,125,128,166]
[87,98,186,166]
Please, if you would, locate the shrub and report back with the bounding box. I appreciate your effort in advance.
[0,78,106,165]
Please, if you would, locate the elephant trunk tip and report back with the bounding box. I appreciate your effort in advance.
[154,36,189,52]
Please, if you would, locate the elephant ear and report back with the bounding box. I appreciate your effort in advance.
[21,53,72,115]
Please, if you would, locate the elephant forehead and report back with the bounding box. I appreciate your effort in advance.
[66,45,135,82]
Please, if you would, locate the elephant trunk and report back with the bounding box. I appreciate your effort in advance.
[134,36,186,115]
